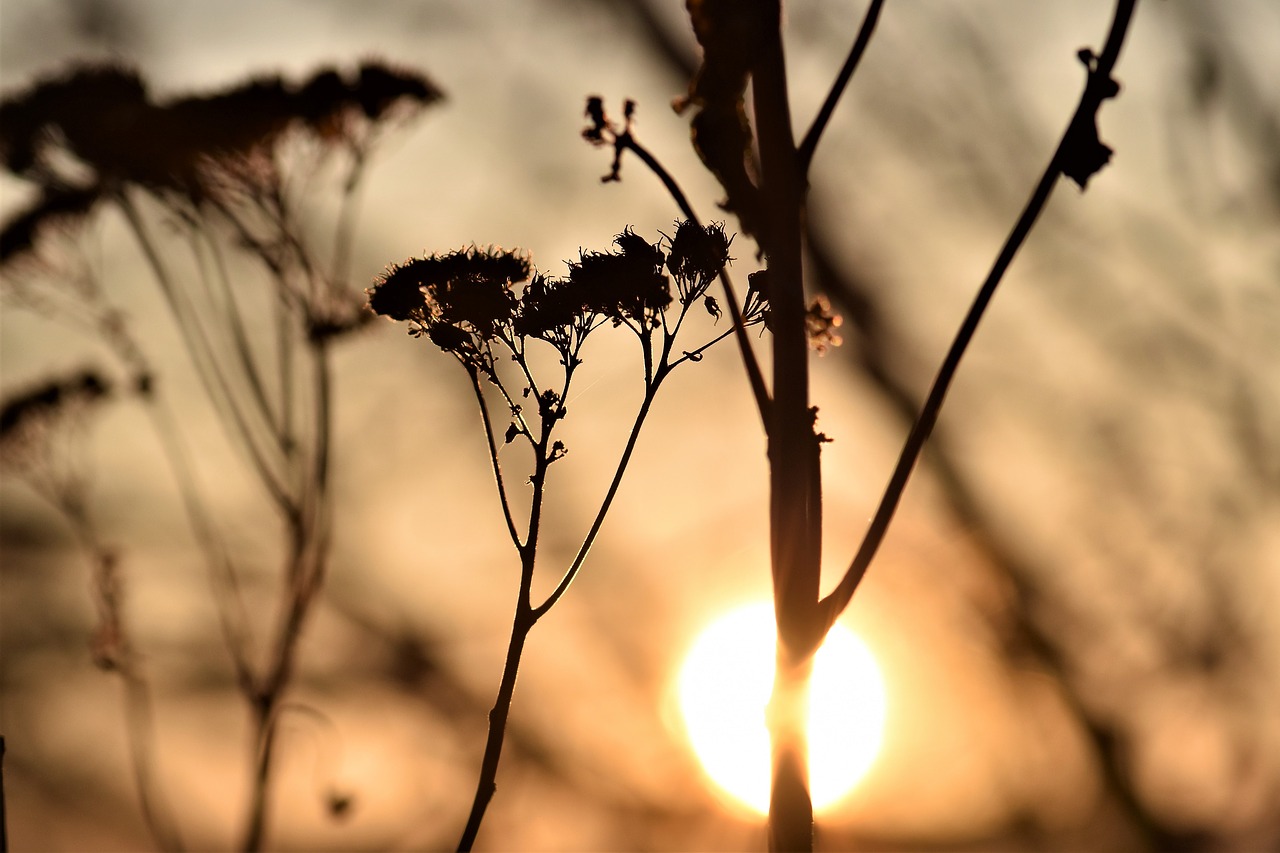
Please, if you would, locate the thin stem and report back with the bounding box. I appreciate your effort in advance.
[120,666,185,852]
[241,699,277,853]
[615,133,772,422]
[818,0,1140,630]
[0,736,7,853]
[241,340,336,852]
[144,395,257,695]
[531,383,658,620]
[457,398,554,850]
[796,0,885,175]
[456,608,532,852]
[330,153,368,289]
[117,195,293,511]
[193,223,284,446]
[667,321,739,369]
[468,367,525,549]
[303,338,334,565]
[59,502,186,853]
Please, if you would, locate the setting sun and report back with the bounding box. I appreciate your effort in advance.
[677,603,887,815]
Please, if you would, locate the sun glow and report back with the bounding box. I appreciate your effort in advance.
[677,603,887,815]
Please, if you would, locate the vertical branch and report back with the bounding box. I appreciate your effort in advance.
[457,384,552,851]
[241,338,336,853]
[750,2,823,849]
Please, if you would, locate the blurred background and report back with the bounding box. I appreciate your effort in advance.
[2,1,1278,850]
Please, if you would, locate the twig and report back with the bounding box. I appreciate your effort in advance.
[611,132,773,422]
[532,384,657,619]
[817,0,1140,630]
[468,366,525,549]
[797,0,885,175]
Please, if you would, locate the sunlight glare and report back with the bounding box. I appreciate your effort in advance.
[677,602,887,815]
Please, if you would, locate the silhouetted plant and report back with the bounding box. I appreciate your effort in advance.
[373,0,1142,849]
[367,220,755,850]
[1,58,441,851]
[1,1,1153,848]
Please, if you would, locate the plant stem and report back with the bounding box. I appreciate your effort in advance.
[750,0,825,847]
[616,133,771,422]
[456,608,533,852]
[455,374,555,850]
[241,697,277,853]
[817,0,1140,630]
[0,736,7,853]
[767,652,814,853]
[533,384,656,618]
[239,340,334,852]
[797,0,884,175]
[469,368,524,549]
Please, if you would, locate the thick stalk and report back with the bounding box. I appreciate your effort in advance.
[768,651,814,853]
[751,1,822,849]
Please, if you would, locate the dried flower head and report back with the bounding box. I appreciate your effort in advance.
[368,259,430,322]
[0,184,102,268]
[1,60,443,199]
[567,231,671,329]
[355,61,443,121]
[368,247,529,363]
[1,370,110,443]
[0,368,113,496]
[744,268,771,328]
[666,219,731,302]
[514,272,594,347]
[805,295,843,354]
[0,64,149,181]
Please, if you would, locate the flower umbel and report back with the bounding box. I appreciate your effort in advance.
[666,219,731,305]
[368,246,528,368]
[568,231,671,331]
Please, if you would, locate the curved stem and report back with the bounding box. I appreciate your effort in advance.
[615,133,772,422]
[818,0,1140,629]
[144,395,256,695]
[531,383,656,620]
[118,194,293,512]
[797,0,885,175]
[468,367,524,549]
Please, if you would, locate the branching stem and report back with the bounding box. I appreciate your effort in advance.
[612,132,772,422]
[818,0,1140,629]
